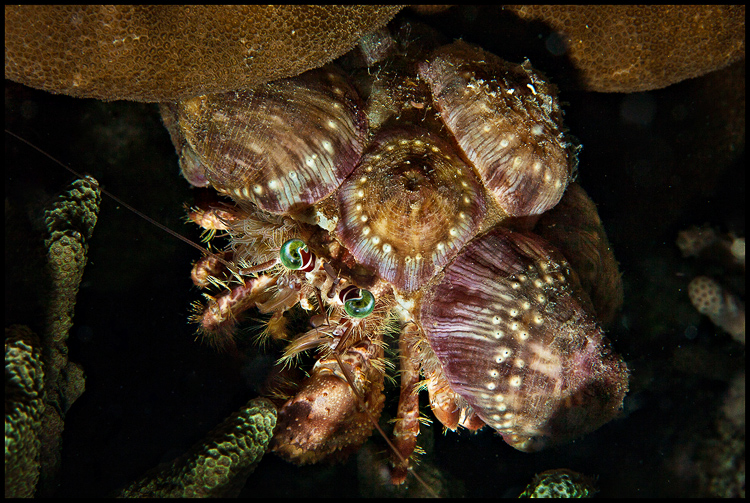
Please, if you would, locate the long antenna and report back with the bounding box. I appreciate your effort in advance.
[8,128,440,496]
[5,129,222,262]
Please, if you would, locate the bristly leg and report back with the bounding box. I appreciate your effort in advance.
[191,274,280,351]
[390,321,423,484]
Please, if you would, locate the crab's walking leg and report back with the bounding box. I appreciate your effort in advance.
[197,274,282,349]
[390,322,422,484]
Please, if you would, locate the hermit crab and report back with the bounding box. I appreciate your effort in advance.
[161,23,629,484]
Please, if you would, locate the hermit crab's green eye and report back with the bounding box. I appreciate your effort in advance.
[341,287,375,319]
[279,238,311,270]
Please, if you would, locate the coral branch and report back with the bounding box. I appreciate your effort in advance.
[688,276,745,344]
[119,398,277,497]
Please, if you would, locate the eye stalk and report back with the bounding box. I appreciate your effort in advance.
[339,285,376,319]
[280,239,375,318]
[279,238,314,271]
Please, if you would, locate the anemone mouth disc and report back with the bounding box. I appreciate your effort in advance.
[177,66,367,214]
[334,127,487,292]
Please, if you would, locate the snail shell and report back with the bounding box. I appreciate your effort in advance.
[419,41,575,217]
[419,227,628,451]
[177,66,367,213]
[334,127,487,292]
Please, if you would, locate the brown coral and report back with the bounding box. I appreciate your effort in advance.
[4,5,403,102]
[508,5,745,92]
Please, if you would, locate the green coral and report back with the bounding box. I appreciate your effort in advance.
[4,177,100,497]
[39,176,100,493]
[119,397,277,497]
[43,174,100,352]
[4,326,46,498]
[519,469,597,498]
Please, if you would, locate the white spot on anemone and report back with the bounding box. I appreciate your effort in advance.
[496,348,512,362]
